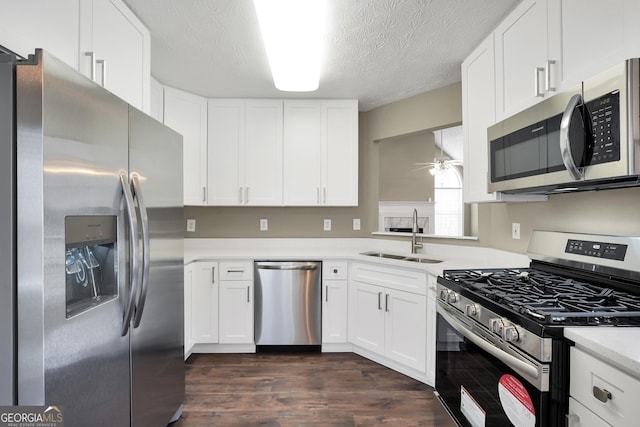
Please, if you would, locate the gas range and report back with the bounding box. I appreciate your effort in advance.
[435,231,640,426]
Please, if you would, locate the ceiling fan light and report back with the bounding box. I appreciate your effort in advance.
[253,0,326,92]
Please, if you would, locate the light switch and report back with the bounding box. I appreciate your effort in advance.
[512,223,520,240]
[323,219,332,231]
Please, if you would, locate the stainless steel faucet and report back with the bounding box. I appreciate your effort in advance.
[411,208,423,254]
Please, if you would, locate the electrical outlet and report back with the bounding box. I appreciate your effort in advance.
[260,218,268,231]
[323,219,332,231]
[186,219,196,233]
[353,218,361,231]
[512,223,521,240]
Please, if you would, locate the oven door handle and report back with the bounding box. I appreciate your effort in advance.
[438,305,540,380]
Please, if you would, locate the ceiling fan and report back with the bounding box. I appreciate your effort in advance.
[415,128,463,175]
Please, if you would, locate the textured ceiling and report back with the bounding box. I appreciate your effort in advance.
[124,0,519,111]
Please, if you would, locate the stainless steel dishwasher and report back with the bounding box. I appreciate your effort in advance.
[254,261,321,348]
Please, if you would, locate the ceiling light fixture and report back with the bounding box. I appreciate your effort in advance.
[253,0,326,92]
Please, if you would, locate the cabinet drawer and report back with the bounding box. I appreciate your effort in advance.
[323,260,348,280]
[349,262,426,295]
[219,261,254,281]
[570,347,640,426]
[568,397,611,427]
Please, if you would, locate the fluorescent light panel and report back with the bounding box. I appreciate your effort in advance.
[253,0,326,92]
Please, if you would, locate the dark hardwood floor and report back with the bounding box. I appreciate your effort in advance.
[173,352,457,427]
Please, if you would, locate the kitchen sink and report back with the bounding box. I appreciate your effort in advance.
[360,251,442,264]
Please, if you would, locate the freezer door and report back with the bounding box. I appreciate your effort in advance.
[128,107,185,426]
[0,55,16,405]
[16,50,130,426]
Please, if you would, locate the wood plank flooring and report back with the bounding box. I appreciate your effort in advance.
[173,352,457,426]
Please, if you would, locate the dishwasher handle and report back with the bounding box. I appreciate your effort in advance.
[256,264,319,271]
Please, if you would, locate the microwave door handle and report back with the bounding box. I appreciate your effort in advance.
[131,174,150,328]
[438,304,540,380]
[120,174,139,336]
[560,94,585,180]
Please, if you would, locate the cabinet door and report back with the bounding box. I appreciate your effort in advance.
[348,281,385,353]
[219,281,254,344]
[322,280,348,344]
[322,100,358,206]
[495,0,551,119]
[208,99,244,205]
[190,262,219,343]
[559,0,626,90]
[164,87,208,205]
[80,0,150,112]
[384,288,426,372]
[283,100,322,205]
[244,100,283,205]
[462,35,498,203]
[425,275,437,384]
[0,1,80,70]
[183,263,194,358]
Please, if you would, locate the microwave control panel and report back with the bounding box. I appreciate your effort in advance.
[586,91,620,165]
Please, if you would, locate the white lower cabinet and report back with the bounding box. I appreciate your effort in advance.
[426,274,437,384]
[186,261,219,345]
[322,261,348,344]
[218,261,254,344]
[348,262,427,373]
[569,347,640,427]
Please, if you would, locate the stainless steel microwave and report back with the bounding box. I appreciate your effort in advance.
[488,59,640,194]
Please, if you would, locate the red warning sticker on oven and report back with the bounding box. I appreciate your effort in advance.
[498,374,535,427]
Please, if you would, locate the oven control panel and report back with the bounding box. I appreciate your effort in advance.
[565,239,627,261]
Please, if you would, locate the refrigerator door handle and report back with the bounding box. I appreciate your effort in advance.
[131,173,150,328]
[120,173,140,336]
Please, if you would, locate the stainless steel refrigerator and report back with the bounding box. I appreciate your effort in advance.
[0,49,185,426]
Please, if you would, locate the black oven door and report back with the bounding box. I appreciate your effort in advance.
[435,304,558,427]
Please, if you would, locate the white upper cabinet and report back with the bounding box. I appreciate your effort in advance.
[495,0,559,121]
[164,87,208,206]
[283,100,323,205]
[243,100,284,205]
[0,1,80,69]
[462,35,547,203]
[149,77,164,122]
[283,100,358,206]
[208,99,283,206]
[79,0,150,113]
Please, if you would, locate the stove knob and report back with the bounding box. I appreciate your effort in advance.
[447,293,459,304]
[489,318,504,334]
[503,326,520,342]
[439,290,448,301]
[465,304,477,317]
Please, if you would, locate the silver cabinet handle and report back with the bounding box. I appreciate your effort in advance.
[326,285,329,302]
[132,174,150,328]
[247,286,251,303]
[96,58,107,87]
[120,174,139,336]
[545,59,556,92]
[85,51,96,81]
[202,186,206,203]
[378,292,382,310]
[211,266,215,284]
[244,187,249,204]
[385,293,389,312]
[323,187,327,204]
[559,93,585,180]
[592,386,612,403]
[534,67,545,97]
[226,269,245,273]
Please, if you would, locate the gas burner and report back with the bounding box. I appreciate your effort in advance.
[442,267,640,326]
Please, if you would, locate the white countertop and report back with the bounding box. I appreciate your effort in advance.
[184,237,530,277]
[564,327,640,378]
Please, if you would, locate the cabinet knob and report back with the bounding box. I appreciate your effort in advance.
[592,386,612,403]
